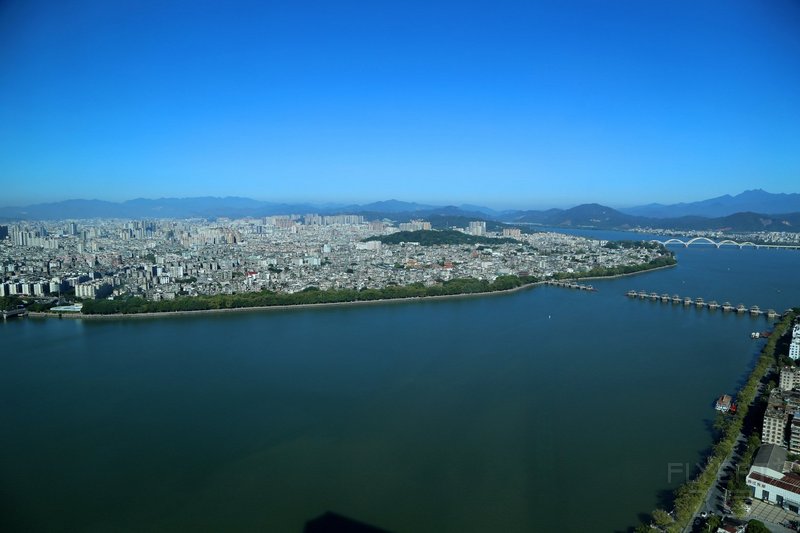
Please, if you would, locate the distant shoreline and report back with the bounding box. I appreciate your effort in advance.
[28,282,543,320]
[28,262,676,321]
[569,262,676,281]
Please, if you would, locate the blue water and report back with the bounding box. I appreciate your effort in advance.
[1,238,799,532]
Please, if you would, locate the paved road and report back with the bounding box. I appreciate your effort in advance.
[698,435,745,515]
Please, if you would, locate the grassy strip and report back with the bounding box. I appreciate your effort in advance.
[638,310,798,532]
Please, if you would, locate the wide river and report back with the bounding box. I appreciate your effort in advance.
[2,230,800,532]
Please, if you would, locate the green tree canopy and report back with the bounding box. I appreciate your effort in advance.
[746,519,770,533]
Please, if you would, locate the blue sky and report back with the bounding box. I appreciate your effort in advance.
[1,0,799,208]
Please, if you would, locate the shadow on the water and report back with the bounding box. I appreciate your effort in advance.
[0,497,24,533]
[621,500,676,533]
[622,488,681,532]
[654,486,676,511]
[303,511,391,533]
[620,512,655,533]
[702,416,717,437]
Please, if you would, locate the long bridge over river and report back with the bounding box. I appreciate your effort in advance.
[625,290,786,319]
[651,237,800,250]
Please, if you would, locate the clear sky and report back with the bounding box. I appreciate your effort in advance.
[1,0,799,208]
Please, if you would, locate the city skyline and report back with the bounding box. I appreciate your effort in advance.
[2,1,799,207]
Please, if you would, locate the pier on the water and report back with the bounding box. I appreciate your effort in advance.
[625,290,781,319]
[546,280,597,291]
[2,308,28,320]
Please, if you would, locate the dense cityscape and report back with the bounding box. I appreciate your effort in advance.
[0,217,669,309]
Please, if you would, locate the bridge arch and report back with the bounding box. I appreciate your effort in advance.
[642,237,766,249]
[686,237,718,246]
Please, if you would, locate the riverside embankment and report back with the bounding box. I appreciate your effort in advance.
[638,310,797,532]
[29,259,675,320]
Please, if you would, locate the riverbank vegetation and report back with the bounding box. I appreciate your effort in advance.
[80,275,540,315]
[67,249,674,316]
[363,229,519,246]
[0,296,20,311]
[551,255,676,280]
[603,240,665,251]
[1,295,54,312]
[638,310,797,532]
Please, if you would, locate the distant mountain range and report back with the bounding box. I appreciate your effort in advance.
[503,203,800,232]
[0,197,322,220]
[0,197,506,222]
[1,190,799,232]
[621,189,800,218]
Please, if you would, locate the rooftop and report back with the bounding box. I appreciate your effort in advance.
[749,471,800,496]
[753,444,788,474]
[49,304,83,312]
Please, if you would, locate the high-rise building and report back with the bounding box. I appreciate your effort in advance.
[399,220,431,231]
[790,416,800,453]
[0,225,8,240]
[49,279,62,294]
[790,324,800,361]
[762,389,800,447]
[781,367,800,391]
[763,406,788,446]
[468,221,486,236]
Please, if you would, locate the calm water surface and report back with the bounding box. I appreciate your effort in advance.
[2,239,800,532]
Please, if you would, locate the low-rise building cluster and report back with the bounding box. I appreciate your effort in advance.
[1,216,667,303]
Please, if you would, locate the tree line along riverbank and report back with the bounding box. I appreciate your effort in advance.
[59,256,677,316]
[637,309,800,533]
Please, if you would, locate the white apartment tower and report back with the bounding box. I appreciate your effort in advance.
[791,324,800,361]
[781,366,800,391]
[468,221,486,236]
